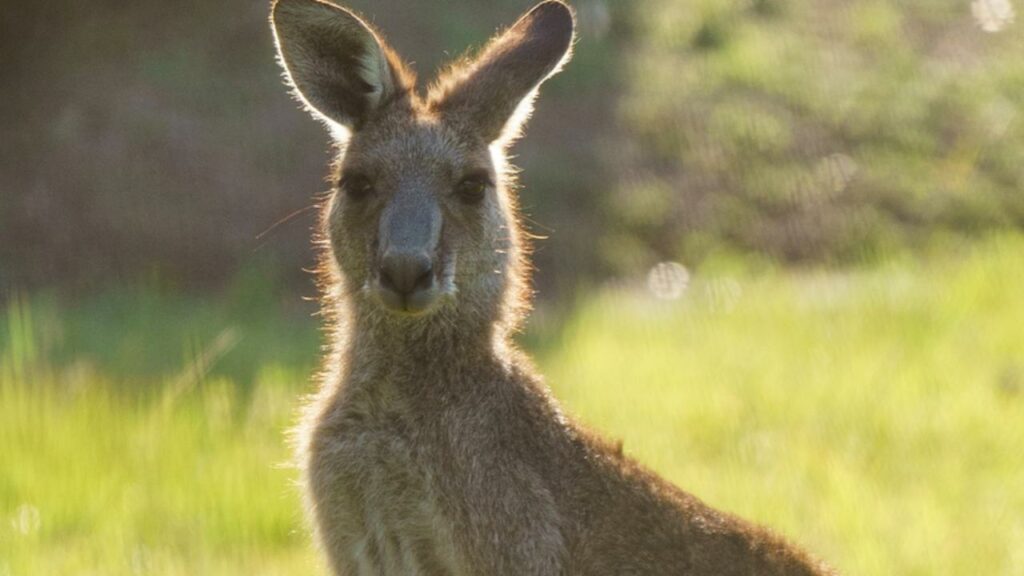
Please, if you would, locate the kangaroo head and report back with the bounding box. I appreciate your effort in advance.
[272,0,574,330]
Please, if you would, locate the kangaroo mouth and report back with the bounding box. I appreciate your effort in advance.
[375,281,442,316]
[370,251,456,317]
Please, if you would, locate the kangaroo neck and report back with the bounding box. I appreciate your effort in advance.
[338,303,513,391]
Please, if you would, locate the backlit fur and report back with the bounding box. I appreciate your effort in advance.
[272,1,838,574]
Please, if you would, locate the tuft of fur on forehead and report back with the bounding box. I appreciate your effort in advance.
[273,0,574,144]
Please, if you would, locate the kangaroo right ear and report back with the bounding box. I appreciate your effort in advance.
[271,0,407,133]
[429,1,575,145]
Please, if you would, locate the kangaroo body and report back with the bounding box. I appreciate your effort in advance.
[270,1,837,574]
[305,343,827,575]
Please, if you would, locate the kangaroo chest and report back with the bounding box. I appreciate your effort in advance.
[308,385,468,576]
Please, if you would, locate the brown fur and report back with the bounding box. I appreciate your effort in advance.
[270,1,838,574]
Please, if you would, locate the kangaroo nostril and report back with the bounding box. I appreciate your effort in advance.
[379,267,399,293]
[413,266,433,292]
[379,251,434,296]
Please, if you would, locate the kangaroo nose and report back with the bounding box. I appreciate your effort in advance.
[379,251,434,296]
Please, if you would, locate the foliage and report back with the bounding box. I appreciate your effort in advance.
[0,0,618,295]
[4,0,1022,294]
[613,0,1024,270]
[3,235,1023,575]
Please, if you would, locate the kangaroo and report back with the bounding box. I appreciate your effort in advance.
[271,1,837,574]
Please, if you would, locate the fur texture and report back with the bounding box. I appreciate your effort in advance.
[270,1,838,574]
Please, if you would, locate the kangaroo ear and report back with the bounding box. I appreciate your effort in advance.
[431,1,575,145]
[271,0,408,133]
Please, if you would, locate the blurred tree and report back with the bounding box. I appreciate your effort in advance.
[0,0,620,298]
[611,0,1024,271]
[2,0,1022,297]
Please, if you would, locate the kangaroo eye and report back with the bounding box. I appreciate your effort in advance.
[455,173,491,204]
[340,173,374,200]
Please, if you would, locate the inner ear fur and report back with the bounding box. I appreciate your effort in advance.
[429,1,576,144]
[271,0,413,131]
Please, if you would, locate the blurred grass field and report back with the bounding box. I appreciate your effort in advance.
[2,236,1024,576]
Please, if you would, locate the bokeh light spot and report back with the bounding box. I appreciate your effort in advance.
[647,262,690,300]
[972,0,1015,32]
[11,504,40,536]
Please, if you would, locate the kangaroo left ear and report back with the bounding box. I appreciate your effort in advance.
[430,1,576,145]
[271,0,410,134]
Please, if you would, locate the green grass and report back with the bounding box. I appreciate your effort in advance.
[3,237,1024,575]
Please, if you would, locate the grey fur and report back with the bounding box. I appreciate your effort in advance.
[270,1,839,574]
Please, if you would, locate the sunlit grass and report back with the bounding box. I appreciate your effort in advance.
[0,355,317,575]
[0,286,320,576]
[545,236,1024,575]
[3,236,1024,575]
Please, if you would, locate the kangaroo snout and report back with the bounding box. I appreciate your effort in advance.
[373,196,444,315]
[375,249,441,315]
[380,250,433,296]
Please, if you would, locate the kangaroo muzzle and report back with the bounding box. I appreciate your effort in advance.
[374,191,444,315]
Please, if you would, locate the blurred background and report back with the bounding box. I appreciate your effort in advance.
[1,1,1022,575]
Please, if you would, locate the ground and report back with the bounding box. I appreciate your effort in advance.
[2,236,1023,576]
